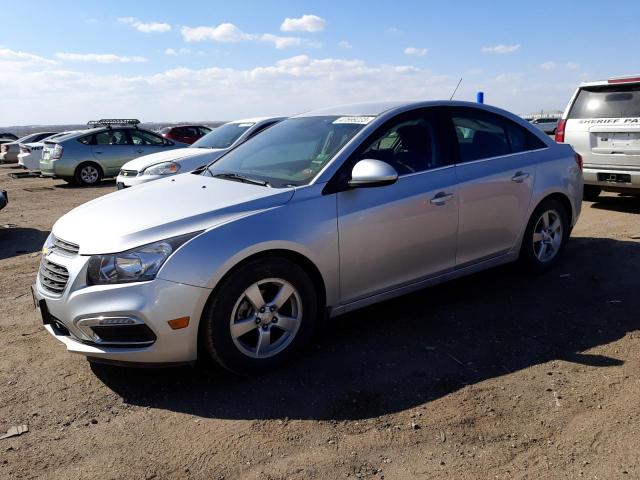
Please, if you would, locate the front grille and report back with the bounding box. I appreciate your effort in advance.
[53,236,79,255]
[39,258,70,295]
[119,169,138,177]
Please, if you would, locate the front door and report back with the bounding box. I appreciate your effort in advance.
[337,108,459,303]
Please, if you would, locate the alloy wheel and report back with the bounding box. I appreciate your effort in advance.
[532,209,563,263]
[229,278,303,359]
[80,165,99,184]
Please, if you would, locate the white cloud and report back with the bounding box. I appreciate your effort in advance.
[164,48,191,56]
[540,61,556,71]
[565,62,580,70]
[481,44,521,54]
[280,14,326,32]
[55,52,147,63]
[338,40,352,49]
[118,17,171,33]
[0,46,579,127]
[404,47,427,57]
[181,23,250,43]
[386,27,402,35]
[181,23,320,49]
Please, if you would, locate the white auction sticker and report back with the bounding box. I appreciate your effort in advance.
[332,116,376,125]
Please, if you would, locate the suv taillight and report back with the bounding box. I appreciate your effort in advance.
[52,144,63,160]
[555,119,566,143]
[575,152,583,171]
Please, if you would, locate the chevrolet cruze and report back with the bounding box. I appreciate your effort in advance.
[33,101,582,374]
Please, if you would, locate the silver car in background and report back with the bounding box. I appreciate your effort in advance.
[529,117,559,135]
[557,74,640,200]
[115,117,284,189]
[33,101,582,374]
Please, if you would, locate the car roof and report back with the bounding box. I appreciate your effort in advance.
[227,116,285,125]
[578,74,640,87]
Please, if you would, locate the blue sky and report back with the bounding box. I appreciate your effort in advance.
[1,0,639,125]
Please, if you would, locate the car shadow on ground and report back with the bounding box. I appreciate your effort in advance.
[590,195,640,215]
[54,180,116,190]
[0,226,49,260]
[91,236,640,421]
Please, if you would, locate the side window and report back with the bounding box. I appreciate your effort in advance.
[130,130,166,146]
[506,121,546,153]
[94,129,129,145]
[451,110,510,162]
[77,134,93,145]
[357,111,443,175]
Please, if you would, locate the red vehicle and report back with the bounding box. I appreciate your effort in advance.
[158,125,212,144]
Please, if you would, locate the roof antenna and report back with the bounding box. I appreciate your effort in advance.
[449,77,463,100]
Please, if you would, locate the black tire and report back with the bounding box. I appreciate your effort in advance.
[199,257,318,375]
[519,198,569,273]
[583,185,601,202]
[74,162,103,187]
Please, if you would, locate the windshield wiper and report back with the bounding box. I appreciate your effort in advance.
[212,172,270,187]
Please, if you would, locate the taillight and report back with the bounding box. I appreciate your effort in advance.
[51,144,63,160]
[555,119,566,143]
[575,152,583,171]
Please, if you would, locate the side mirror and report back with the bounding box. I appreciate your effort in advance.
[348,159,398,188]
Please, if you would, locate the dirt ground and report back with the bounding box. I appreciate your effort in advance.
[1,164,639,480]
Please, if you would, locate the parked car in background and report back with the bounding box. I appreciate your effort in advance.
[1,132,58,163]
[529,117,559,135]
[34,101,582,374]
[0,133,19,141]
[159,125,212,145]
[18,131,80,171]
[0,189,7,211]
[558,74,640,200]
[116,117,283,188]
[40,119,188,186]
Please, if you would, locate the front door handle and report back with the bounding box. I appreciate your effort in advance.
[511,171,530,183]
[135,148,144,154]
[430,191,455,206]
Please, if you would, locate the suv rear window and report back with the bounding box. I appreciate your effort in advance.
[569,85,640,119]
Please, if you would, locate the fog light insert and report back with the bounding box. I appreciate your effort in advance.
[75,315,156,346]
[168,316,190,330]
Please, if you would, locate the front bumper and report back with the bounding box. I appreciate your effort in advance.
[33,251,212,364]
[583,165,640,192]
[116,173,163,188]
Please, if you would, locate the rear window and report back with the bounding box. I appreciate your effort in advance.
[569,85,640,119]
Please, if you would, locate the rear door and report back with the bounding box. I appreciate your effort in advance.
[91,129,136,175]
[565,83,640,170]
[448,107,544,266]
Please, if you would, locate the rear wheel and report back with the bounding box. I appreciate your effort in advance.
[583,185,601,202]
[74,163,103,187]
[520,198,569,273]
[199,257,318,375]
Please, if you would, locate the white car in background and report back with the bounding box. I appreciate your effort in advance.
[18,131,79,170]
[529,117,560,135]
[116,117,284,189]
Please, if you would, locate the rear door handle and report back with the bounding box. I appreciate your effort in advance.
[94,151,103,155]
[430,191,455,206]
[511,171,530,183]
[135,148,144,154]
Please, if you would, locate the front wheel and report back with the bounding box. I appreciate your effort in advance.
[520,199,569,273]
[199,257,318,375]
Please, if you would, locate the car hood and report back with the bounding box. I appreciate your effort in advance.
[52,173,294,255]
[121,147,225,172]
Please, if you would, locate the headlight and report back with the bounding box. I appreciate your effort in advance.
[143,161,181,176]
[86,232,200,285]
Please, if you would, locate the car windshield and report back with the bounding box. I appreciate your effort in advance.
[569,84,640,119]
[204,116,372,187]
[192,122,254,149]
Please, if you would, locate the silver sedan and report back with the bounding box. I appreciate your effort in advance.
[33,100,582,374]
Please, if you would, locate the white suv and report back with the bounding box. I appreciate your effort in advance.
[557,75,640,200]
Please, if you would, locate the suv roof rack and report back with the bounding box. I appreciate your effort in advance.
[87,119,140,128]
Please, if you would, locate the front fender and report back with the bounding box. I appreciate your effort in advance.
[157,185,340,306]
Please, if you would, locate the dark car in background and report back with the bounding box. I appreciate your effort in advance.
[0,133,19,141]
[158,125,212,145]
